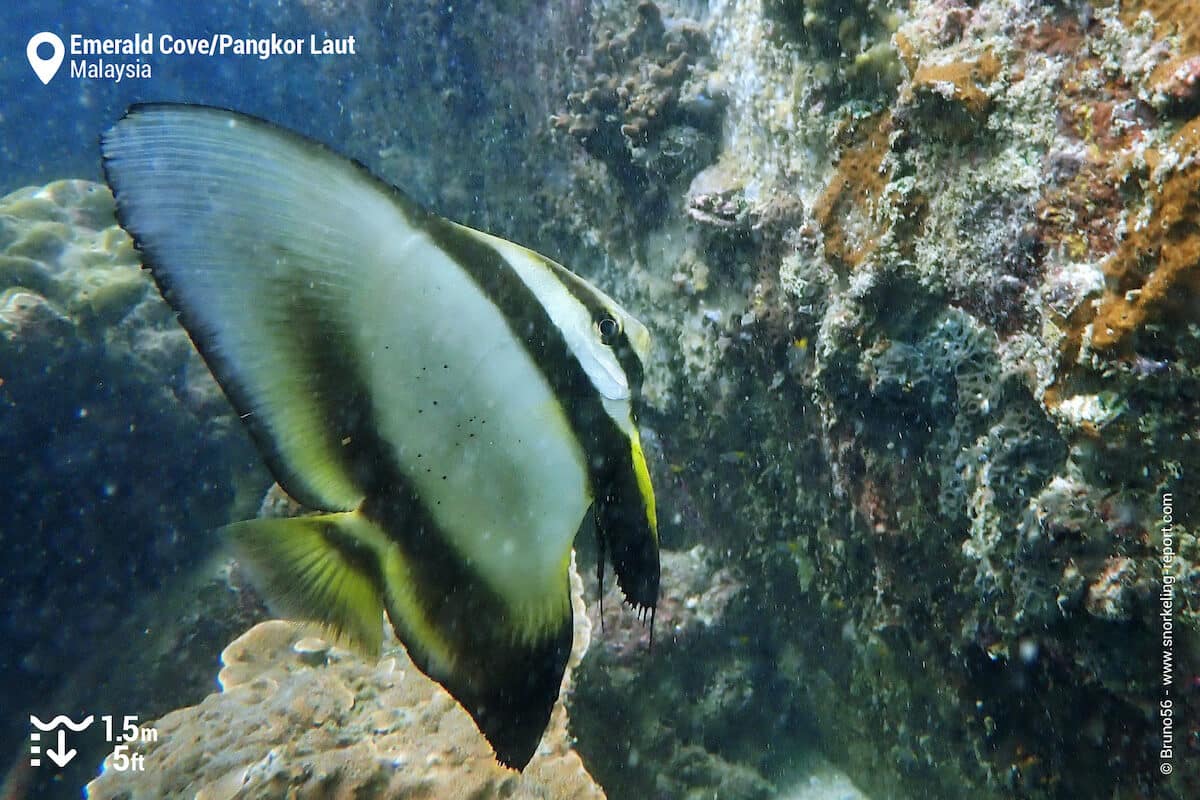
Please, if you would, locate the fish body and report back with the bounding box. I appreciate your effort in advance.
[100,104,660,769]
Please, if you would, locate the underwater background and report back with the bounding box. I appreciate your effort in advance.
[1,1,1197,798]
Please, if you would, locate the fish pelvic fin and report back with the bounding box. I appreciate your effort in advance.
[595,431,661,614]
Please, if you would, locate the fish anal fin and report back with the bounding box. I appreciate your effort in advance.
[430,604,574,770]
[370,511,574,770]
[224,511,388,657]
[471,616,574,770]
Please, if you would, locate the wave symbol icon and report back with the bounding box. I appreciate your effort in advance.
[29,715,94,732]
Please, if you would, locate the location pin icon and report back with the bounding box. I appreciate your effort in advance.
[27,32,65,85]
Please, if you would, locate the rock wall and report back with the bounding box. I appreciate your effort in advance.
[566,2,1198,797]
[319,1,1198,797]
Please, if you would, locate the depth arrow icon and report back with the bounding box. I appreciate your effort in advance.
[46,730,75,767]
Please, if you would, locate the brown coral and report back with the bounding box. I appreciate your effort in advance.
[553,1,722,211]
[904,49,1003,138]
[1123,0,1200,93]
[812,112,894,272]
[1090,118,1200,352]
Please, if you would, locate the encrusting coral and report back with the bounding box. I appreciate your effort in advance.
[763,0,906,96]
[552,1,725,219]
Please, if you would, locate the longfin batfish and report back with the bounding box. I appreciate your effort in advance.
[100,103,660,769]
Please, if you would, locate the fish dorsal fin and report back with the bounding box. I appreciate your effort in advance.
[102,103,438,512]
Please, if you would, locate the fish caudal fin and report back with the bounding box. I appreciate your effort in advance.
[225,512,389,656]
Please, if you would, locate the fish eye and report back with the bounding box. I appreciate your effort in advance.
[597,314,621,345]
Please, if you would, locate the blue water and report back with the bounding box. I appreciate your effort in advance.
[1,1,363,187]
[0,4,377,797]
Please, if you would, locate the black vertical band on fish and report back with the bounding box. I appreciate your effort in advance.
[100,103,660,769]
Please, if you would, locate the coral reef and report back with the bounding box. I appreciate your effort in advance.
[552,2,725,220]
[87,561,602,800]
[8,0,1200,798]
[1086,116,1200,353]
[763,0,906,98]
[531,1,1200,798]
[0,180,267,796]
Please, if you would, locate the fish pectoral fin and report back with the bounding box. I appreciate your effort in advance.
[224,511,389,657]
[595,435,661,613]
